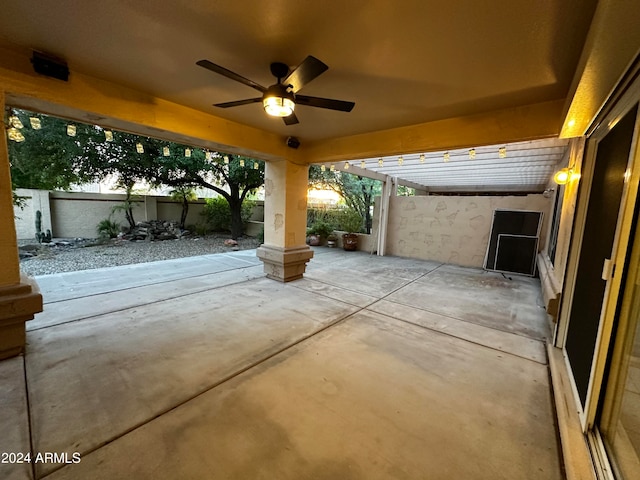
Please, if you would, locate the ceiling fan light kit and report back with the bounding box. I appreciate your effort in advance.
[197,55,354,125]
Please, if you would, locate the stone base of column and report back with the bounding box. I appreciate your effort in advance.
[0,275,43,360]
[256,244,314,282]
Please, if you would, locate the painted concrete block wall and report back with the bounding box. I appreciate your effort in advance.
[387,194,552,267]
[156,200,206,227]
[50,192,147,238]
[13,189,52,240]
[14,190,266,239]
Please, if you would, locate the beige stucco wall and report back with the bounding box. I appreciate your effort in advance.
[387,194,552,268]
[13,188,52,240]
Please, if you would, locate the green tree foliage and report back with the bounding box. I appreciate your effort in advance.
[7,109,265,238]
[147,150,264,239]
[308,166,382,234]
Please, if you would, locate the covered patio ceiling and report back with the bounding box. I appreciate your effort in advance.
[326,137,570,193]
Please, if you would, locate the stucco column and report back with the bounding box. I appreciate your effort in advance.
[256,159,313,281]
[0,91,43,359]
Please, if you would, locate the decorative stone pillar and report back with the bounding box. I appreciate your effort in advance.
[0,91,43,359]
[257,159,313,281]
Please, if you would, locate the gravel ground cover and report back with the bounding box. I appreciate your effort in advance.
[19,235,261,276]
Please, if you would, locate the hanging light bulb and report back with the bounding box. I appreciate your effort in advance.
[67,124,77,137]
[136,143,144,154]
[7,127,25,142]
[321,164,326,172]
[398,156,404,166]
[419,154,425,163]
[553,167,573,185]
[185,148,191,157]
[163,146,170,157]
[29,117,41,130]
[205,151,212,161]
[253,161,259,170]
[330,164,335,172]
[443,152,450,162]
[239,158,245,167]
[104,130,114,142]
[9,115,23,129]
[469,148,476,159]
[499,146,507,158]
[344,161,350,170]
[224,155,229,164]
[360,160,366,169]
[378,158,384,167]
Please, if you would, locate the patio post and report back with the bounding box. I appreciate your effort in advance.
[0,91,43,359]
[256,159,313,281]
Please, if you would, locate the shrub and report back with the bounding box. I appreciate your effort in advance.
[201,196,255,232]
[307,220,334,238]
[96,218,120,238]
[336,208,363,233]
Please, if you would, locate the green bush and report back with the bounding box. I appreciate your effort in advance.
[336,208,363,233]
[96,218,120,238]
[307,220,334,238]
[201,196,255,232]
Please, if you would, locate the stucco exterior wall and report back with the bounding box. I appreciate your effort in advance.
[13,188,52,240]
[386,194,552,268]
[13,190,265,239]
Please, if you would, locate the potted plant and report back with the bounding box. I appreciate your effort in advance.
[306,221,333,246]
[339,209,363,251]
[326,232,338,248]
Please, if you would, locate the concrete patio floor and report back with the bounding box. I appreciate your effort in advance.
[2,248,562,479]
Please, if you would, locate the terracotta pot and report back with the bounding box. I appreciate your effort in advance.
[342,233,358,251]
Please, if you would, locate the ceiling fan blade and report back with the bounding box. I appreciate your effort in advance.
[284,56,328,93]
[283,112,299,126]
[295,95,355,112]
[214,98,262,108]
[196,60,267,93]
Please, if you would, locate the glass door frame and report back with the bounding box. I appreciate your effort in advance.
[555,74,640,454]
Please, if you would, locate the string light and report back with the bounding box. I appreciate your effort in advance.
[419,154,425,163]
[205,151,212,161]
[239,158,245,167]
[136,143,144,153]
[344,161,350,170]
[443,152,450,162]
[29,117,41,130]
[104,130,114,142]
[469,148,476,159]
[253,161,259,170]
[398,156,404,166]
[9,116,23,129]
[330,164,335,172]
[163,146,170,157]
[185,148,191,157]
[360,160,366,168]
[67,124,76,137]
[7,127,25,142]
[378,158,384,167]
[224,155,229,164]
[499,147,507,158]
[321,164,326,172]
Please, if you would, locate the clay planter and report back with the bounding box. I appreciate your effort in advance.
[342,233,358,251]
[307,234,321,246]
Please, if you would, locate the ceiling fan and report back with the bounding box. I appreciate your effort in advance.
[196,55,355,125]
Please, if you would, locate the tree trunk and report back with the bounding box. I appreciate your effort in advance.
[180,197,189,229]
[228,197,243,240]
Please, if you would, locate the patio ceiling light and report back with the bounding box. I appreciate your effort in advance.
[263,85,295,117]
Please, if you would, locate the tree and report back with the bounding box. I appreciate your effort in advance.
[308,166,382,234]
[7,109,265,238]
[7,109,103,194]
[169,187,197,229]
[147,149,264,239]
